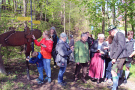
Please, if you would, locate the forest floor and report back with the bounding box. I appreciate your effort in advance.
[0,59,135,90]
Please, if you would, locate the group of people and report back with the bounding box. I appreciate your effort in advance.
[26,25,135,90]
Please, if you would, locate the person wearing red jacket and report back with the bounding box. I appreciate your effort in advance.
[32,31,53,83]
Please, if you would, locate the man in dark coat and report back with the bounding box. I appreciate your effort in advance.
[107,25,127,90]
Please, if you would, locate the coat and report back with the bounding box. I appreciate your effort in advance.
[111,32,127,59]
[55,39,72,67]
[90,40,108,60]
[29,52,43,67]
[74,40,90,63]
[34,38,53,59]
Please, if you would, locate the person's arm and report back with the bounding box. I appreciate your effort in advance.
[58,43,72,57]
[90,41,98,53]
[28,58,38,64]
[74,42,79,63]
[53,35,58,47]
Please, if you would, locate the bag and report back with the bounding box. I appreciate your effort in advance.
[56,60,66,67]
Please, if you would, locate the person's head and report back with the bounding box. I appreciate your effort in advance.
[81,32,88,42]
[50,26,57,35]
[107,35,113,44]
[60,32,67,42]
[108,25,117,36]
[86,32,90,37]
[98,34,105,43]
[90,34,93,38]
[70,35,73,39]
[42,31,51,39]
[127,31,133,40]
[31,51,38,58]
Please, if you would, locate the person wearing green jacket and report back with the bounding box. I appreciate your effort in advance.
[74,32,90,83]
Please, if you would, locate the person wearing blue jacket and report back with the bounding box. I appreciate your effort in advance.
[26,51,44,84]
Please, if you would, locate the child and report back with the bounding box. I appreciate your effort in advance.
[26,51,44,84]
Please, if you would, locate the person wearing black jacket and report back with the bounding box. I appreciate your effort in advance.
[50,26,58,68]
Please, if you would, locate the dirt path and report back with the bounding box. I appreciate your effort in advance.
[2,61,135,90]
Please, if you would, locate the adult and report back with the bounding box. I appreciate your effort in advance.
[55,32,73,86]
[32,31,53,83]
[88,34,107,84]
[107,25,127,90]
[69,35,74,62]
[122,31,135,84]
[86,32,94,50]
[74,33,90,83]
[50,26,58,68]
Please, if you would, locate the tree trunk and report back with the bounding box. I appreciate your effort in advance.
[64,0,65,32]
[124,1,127,37]
[0,45,7,74]
[23,0,27,27]
[102,1,105,34]
[69,1,71,37]
[2,0,6,10]
[106,0,110,26]
[14,0,17,12]
[112,2,115,25]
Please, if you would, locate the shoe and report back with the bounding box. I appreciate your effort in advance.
[104,78,107,82]
[107,85,113,89]
[124,79,127,84]
[97,79,100,84]
[107,79,112,83]
[58,82,66,86]
[81,78,87,83]
[36,78,40,82]
[107,85,118,90]
[48,77,51,83]
[62,80,67,84]
[44,77,48,81]
[37,80,44,84]
[74,78,78,82]
[54,65,56,68]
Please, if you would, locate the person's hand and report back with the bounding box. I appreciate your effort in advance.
[32,35,36,40]
[100,51,104,54]
[129,55,132,57]
[104,47,109,50]
[112,59,116,64]
[41,43,46,48]
[96,50,100,53]
[70,46,74,51]
[26,58,29,61]
[77,62,79,65]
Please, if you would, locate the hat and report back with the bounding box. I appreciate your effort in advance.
[70,35,73,38]
[60,32,67,38]
[107,25,116,32]
[50,26,56,31]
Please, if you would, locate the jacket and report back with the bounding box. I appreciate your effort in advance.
[55,39,72,67]
[90,40,108,59]
[29,52,43,67]
[74,40,90,63]
[126,39,135,56]
[111,32,127,59]
[34,38,53,59]
[52,34,58,50]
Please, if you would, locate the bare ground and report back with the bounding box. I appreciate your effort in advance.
[1,61,135,90]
